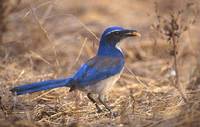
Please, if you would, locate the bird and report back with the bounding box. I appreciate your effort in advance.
[10,26,141,115]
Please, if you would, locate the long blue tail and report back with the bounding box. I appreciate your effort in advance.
[10,77,73,95]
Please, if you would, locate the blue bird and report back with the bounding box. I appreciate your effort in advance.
[10,26,141,114]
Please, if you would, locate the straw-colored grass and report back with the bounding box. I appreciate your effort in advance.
[0,0,200,126]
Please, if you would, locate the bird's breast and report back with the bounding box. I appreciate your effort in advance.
[82,69,123,94]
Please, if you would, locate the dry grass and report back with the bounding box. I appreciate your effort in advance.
[0,0,200,127]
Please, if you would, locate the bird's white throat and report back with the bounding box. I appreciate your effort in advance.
[116,43,123,53]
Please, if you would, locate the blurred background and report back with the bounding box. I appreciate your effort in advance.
[0,0,200,127]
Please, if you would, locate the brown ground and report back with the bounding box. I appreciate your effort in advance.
[0,0,200,127]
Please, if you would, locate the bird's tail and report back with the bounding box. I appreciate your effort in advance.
[10,77,73,95]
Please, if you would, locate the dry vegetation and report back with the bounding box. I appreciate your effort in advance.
[0,0,200,127]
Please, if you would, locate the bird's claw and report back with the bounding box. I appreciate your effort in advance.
[110,111,118,118]
[104,111,118,118]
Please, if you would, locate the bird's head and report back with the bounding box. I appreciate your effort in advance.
[98,26,141,57]
[101,26,141,45]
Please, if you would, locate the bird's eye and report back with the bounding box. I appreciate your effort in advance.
[113,31,120,36]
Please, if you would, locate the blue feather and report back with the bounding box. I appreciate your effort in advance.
[73,56,124,87]
[10,78,73,95]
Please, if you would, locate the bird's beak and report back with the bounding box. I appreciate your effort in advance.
[123,30,141,37]
[132,31,141,37]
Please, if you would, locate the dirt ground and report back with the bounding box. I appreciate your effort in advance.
[0,0,200,127]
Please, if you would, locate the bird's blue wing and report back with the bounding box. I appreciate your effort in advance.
[73,56,124,86]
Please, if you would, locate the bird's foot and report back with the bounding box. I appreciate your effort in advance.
[110,111,118,118]
[104,110,118,118]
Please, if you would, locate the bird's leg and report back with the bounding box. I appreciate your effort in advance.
[87,93,102,113]
[98,94,118,117]
[98,95,111,112]
[98,95,112,112]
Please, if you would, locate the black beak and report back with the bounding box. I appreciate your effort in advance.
[121,30,141,37]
